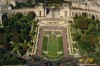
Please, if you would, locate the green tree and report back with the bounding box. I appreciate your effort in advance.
[3,26,10,33]
[75,17,89,30]
[82,12,87,17]
[11,29,22,43]
[15,1,21,8]
[88,34,99,44]
[9,4,14,9]
[11,34,22,43]
[27,11,36,20]
[26,0,34,7]
[15,13,23,19]
[92,15,95,20]
[73,13,79,19]
[72,32,81,41]
[0,33,4,45]
[3,33,11,45]
[0,28,4,33]
[2,17,8,26]
[78,39,91,54]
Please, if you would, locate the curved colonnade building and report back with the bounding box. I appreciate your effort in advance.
[6,2,100,26]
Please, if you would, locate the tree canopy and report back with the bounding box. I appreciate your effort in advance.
[71,13,100,57]
[0,12,37,64]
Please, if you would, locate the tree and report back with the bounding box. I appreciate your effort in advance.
[26,0,34,7]
[3,26,10,33]
[20,3,26,7]
[75,17,89,30]
[0,10,37,64]
[21,40,29,50]
[88,34,99,44]
[2,17,8,26]
[73,13,79,19]
[18,48,27,56]
[82,12,87,17]
[78,39,91,54]
[15,13,23,19]
[0,28,4,33]
[9,4,14,9]
[15,1,21,8]
[77,22,89,30]
[0,33,4,45]
[72,32,81,41]
[3,33,11,45]
[24,34,31,42]
[92,15,95,20]
[89,52,100,63]
[11,35,22,43]
[27,11,36,20]
[11,29,22,43]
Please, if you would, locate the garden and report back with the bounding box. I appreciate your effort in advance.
[0,11,37,64]
[70,13,100,63]
[42,31,63,60]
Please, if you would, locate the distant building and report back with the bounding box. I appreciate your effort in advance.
[72,2,80,7]
[0,0,35,5]
[79,2,86,8]
[60,3,71,17]
[0,3,12,12]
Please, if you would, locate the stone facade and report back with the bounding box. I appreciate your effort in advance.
[0,2,100,26]
[8,3,71,18]
[0,0,35,4]
[60,3,71,18]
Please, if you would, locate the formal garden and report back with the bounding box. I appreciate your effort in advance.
[0,11,37,65]
[70,13,100,63]
[42,31,64,60]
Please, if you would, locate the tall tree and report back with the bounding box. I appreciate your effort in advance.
[3,33,11,45]
[15,13,23,19]
[2,17,8,26]
[27,11,36,20]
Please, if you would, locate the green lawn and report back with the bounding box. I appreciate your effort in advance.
[47,34,58,57]
[42,31,63,59]
[42,36,48,51]
[58,37,63,51]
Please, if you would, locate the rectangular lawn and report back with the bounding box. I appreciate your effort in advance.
[47,34,58,56]
[42,31,63,59]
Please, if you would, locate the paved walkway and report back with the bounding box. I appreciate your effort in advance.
[36,28,44,56]
[37,26,69,57]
